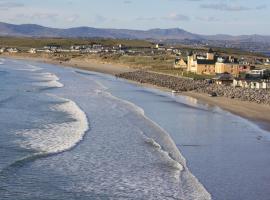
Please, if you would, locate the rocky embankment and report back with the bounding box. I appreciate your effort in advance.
[116,71,270,105]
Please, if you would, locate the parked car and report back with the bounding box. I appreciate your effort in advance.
[209,92,217,97]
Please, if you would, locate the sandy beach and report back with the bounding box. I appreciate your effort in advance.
[1,54,134,75]
[2,53,270,131]
[183,92,270,131]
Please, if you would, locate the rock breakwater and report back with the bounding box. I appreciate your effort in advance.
[117,71,270,105]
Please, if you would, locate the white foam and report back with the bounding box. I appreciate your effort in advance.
[33,72,64,88]
[0,58,5,64]
[16,97,89,154]
[92,84,211,199]
[143,133,184,172]
[9,64,43,72]
[34,80,64,88]
[26,64,43,72]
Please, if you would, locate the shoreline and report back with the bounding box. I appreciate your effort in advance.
[1,54,135,75]
[121,79,270,132]
[2,54,270,132]
[182,92,270,132]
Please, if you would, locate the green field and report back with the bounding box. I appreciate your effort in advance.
[0,37,154,49]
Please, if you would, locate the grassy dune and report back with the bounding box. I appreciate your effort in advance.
[0,37,154,49]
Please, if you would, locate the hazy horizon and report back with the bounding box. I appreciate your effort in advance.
[0,0,269,35]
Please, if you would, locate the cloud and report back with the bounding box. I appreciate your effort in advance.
[94,15,107,23]
[66,14,80,23]
[15,12,59,22]
[13,12,80,24]
[0,1,24,10]
[200,3,267,11]
[136,17,157,21]
[164,13,190,21]
[196,16,219,22]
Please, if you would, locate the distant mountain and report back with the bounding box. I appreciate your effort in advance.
[0,22,203,40]
[0,22,270,42]
[204,34,270,43]
[0,22,270,54]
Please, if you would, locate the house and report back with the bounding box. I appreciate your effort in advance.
[187,49,216,75]
[233,78,270,89]
[7,48,19,53]
[212,72,233,86]
[70,45,86,52]
[239,58,250,65]
[0,47,6,53]
[174,58,187,69]
[248,69,270,79]
[29,48,37,54]
[155,43,166,51]
[215,61,240,76]
[155,43,164,49]
[239,65,255,73]
[187,48,240,76]
[173,49,182,55]
[44,44,61,52]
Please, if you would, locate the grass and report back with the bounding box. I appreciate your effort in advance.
[97,54,176,69]
[149,68,215,80]
[0,37,154,49]
[182,72,215,80]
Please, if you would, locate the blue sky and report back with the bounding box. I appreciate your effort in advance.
[0,0,269,35]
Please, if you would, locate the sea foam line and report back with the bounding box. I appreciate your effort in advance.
[33,72,64,88]
[16,96,89,154]
[93,83,211,200]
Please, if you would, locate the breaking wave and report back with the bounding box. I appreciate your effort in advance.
[92,81,211,200]
[16,97,89,154]
[33,73,64,88]
[0,67,89,176]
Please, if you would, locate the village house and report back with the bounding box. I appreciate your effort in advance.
[215,57,240,75]
[155,43,166,51]
[187,48,216,75]
[29,48,37,54]
[186,48,241,76]
[44,44,61,52]
[70,45,87,52]
[174,58,187,69]
[212,72,234,86]
[7,48,19,53]
[239,65,255,73]
[233,78,270,89]
[0,47,6,53]
[248,69,270,79]
[265,58,270,65]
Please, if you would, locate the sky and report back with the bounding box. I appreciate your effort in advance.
[0,0,269,35]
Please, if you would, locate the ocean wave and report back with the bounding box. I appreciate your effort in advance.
[16,97,89,154]
[92,81,211,200]
[141,131,184,172]
[32,72,64,89]
[7,63,43,72]
[0,58,5,65]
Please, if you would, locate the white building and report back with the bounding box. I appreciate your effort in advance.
[29,48,37,54]
[248,69,270,78]
[0,48,6,53]
[233,79,270,89]
[7,48,19,53]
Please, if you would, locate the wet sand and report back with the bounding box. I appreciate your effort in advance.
[1,54,134,75]
[183,91,270,131]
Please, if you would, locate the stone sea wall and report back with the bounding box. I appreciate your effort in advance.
[116,71,270,105]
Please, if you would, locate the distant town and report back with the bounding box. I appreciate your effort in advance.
[175,48,270,89]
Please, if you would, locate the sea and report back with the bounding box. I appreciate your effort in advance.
[0,58,270,200]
